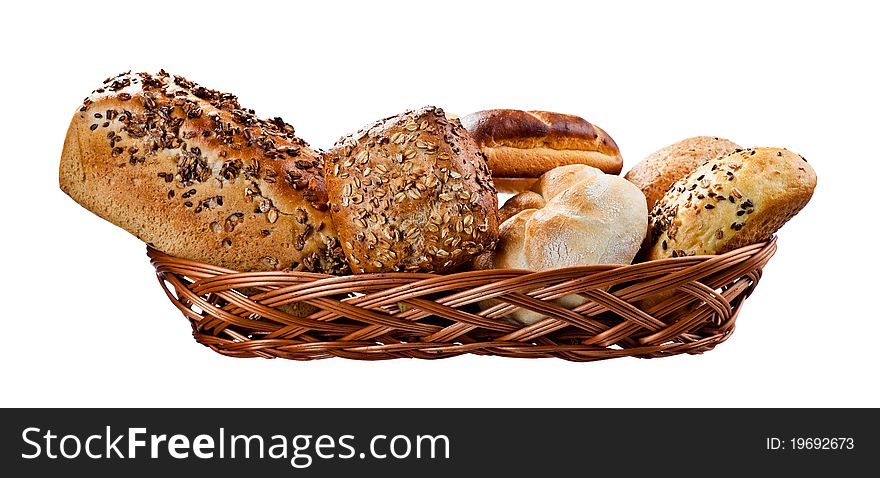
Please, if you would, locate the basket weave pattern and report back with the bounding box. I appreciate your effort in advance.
[148,237,777,361]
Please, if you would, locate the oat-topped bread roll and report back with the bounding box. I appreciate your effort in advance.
[60,71,347,273]
[625,136,742,210]
[325,106,498,273]
[461,109,623,193]
[646,147,817,260]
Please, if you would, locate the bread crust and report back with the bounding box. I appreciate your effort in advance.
[60,71,347,273]
[625,136,741,210]
[498,191,545,224]
[491,177,539,194]
[646,147,817,260]
[460,110,623,179]
[325,106,499,273]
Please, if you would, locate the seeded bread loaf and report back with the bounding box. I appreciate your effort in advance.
[325,106,499,273]
[624,136,742,210]
[60,71,347,273]
[460,109,623,193]
[646,147,816,260]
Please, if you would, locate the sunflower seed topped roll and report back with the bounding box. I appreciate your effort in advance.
[60,70,347,272]
[646,147,817,259]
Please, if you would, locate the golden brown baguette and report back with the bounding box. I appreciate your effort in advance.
[461,109,622,193]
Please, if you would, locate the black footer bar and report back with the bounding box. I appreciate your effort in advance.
[2,408,876,476]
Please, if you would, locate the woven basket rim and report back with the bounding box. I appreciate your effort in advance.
[146,237,778,361]
[147,237,777,278]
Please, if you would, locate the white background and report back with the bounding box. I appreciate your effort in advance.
[2,0,877,407]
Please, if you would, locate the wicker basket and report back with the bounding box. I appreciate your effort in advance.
[148,237,777,361]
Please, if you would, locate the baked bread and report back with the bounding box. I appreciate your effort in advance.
[460,109,623,193]
[492,177,546,195]
[645,147,817,260]
[325,106,498,273]
[624,136,742,210]
[60,71,347,273]
[476,164,647,270]
[473,165,647,324]
[497,190,545,224]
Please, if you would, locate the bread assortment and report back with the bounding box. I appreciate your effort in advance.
[60,71,817,292]
[460,109,623,193]
[325,106,498,273]
[645,147,816,260]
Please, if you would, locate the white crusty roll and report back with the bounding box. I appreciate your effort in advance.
[60,71,347,273]
[461,109,623,193]
[473,164,648,324]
